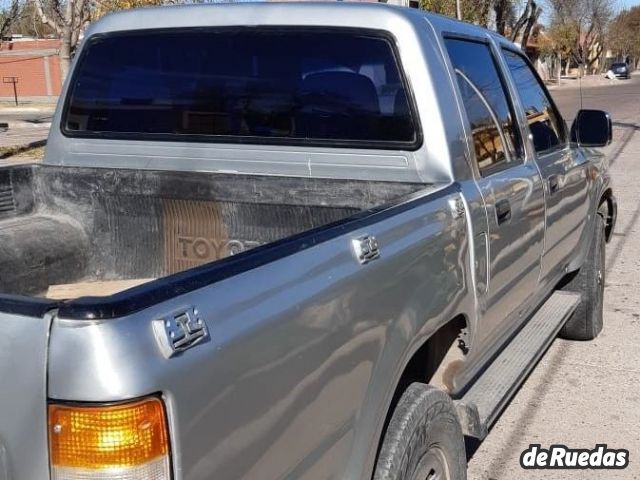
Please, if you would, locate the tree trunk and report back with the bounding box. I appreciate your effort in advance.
[587,42,604,75]
[494,0,508,36]
[0,0,20,40]
[478,1,491,28]
[511,0,533,43]
[558,53,562,83]
[59,27,72,82]
[520,3,540,55]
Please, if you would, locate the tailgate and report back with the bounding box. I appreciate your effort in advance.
[0,310,52,480]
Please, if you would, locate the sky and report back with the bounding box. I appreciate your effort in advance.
[619,0,640,9]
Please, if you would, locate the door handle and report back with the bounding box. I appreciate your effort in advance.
[549,175,560,195]
[495,199,511,225]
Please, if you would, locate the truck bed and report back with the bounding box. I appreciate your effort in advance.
[0,165,424,299]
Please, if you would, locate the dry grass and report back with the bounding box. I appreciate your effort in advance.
[0,145,23,158]
[12,145,46,160]
[0,144,46,163]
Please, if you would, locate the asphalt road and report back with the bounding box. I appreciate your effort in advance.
[553,74,640,126]
[467,75,640,478]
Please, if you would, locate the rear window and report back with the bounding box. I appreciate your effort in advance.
[63,28,419,149]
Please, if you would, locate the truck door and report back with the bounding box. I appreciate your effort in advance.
[500,48,590,283]
[444,37,545,343]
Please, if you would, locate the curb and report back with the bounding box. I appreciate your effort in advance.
[3,121,52,129]
[0,107,55,113]
[547,73,636,90]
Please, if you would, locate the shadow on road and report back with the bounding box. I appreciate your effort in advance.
[464,117,639,473]
[609,122,638,167]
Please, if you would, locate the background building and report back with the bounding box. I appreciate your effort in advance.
[0,36,62,100]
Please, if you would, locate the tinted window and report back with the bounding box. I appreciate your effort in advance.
[502,49,566,153]
[445,38,522,175]
[64,29,417,147]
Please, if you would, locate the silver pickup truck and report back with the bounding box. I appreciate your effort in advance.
[0,3,617,480]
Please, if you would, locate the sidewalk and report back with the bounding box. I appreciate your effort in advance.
[0,95,58,107]
[547,71,639,90]
[0,121,49,163]
[0,127,48,149]
[0,102,55,122]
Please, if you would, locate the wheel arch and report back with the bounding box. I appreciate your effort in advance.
[370,313,468,479]
[598,187,616,242]
[568,185,616,274]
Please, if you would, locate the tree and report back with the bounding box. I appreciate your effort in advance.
[545,0,614,74]
[31,0,165,80]
[8,1,56,37]
[32,0,92,80]
[494,0,514,36]
[608,6,640,67]
[92,0,164,20]
[542,22,579,77]
[511,0,541,49]
[420,0,541,50]
[419,0,492,27]
[0,0,20,40]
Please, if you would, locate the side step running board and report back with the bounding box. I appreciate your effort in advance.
[455,291,581,439]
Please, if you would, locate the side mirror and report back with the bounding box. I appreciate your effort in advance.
[570,109,612,147]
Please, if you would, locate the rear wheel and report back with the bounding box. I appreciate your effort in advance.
[374,383,466,480]
[559,214,606,340]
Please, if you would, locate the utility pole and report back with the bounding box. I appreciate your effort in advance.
[456,0,462,20]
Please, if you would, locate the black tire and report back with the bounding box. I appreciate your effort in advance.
[559,214,606,340]
[374,383,467,480]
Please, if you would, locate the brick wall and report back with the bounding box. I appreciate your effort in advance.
[0,39,62,98]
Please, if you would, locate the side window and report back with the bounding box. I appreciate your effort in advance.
[502,49,566,154]
[445,38,522,176]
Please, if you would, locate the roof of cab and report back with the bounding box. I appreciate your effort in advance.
[85,1,501,42]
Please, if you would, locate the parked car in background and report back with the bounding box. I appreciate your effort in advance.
[606,62,631,79]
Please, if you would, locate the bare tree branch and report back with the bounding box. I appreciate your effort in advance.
[494,0,510,36]
[510,0,532,41]
[0,0,21,39]
[520,2,541,49]
[545,0,614,74]
[32,0,63,35]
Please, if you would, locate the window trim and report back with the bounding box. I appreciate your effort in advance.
[442,34,525,177]
[454,68,513,175]
[500,46,569,156]
[60,26,423,151]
